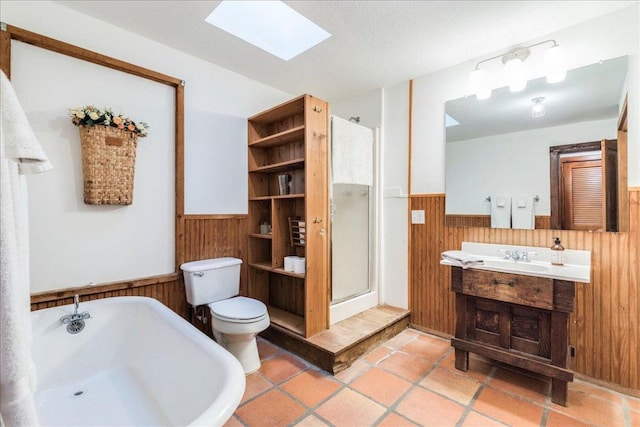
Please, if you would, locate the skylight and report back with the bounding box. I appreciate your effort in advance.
[205,1,331,61]
[445,114,460,127]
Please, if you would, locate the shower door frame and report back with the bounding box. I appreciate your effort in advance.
[329,127,380,325]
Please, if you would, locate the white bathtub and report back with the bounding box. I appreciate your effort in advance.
[31,296,245,426]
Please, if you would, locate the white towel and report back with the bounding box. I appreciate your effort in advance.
[1,70,52,427]
[490,195,511,229]
[331,116,373,186]
[441,250,484,269]
[512,195,535,230]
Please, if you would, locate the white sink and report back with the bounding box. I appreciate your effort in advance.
[466,257,590,282]
[482,258,552,274]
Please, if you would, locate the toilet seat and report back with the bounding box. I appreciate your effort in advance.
[208,296,268,324]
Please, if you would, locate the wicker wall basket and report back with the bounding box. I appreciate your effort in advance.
[79,125,138,205]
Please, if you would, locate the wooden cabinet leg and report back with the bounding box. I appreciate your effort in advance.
[551,378,568,406]
[455,348,469,371]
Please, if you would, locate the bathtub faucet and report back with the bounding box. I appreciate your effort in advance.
[60,294,91,334]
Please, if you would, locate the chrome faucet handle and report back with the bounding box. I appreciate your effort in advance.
[521,251,538,262]
[498,249,511,259]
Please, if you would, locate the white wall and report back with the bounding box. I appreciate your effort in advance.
[412,4,640,194]
[1,1,291,292]
[446,118,617,216]
[380,83,409,309]
[184,112,247,214]
[330,89,383,130]
[332,85,409,310]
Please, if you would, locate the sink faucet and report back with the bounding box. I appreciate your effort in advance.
[60,294,91,334]
[500,249,521,261]
[500,249,537,262]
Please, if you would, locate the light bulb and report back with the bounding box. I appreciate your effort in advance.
[531,97,545,118]
[468,68,491,100]
[545,44,566,83]
[504,58,527,92]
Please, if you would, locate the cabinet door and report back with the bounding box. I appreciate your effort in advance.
[467,297,552,360]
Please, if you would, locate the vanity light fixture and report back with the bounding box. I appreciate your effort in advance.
[531,97,546,118]
[468,40,567,99]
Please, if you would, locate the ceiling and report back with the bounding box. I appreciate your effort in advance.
[53,1,634,103]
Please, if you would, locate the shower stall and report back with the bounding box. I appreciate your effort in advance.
[329,117,379,324]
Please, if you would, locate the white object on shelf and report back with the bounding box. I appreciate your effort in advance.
[293,257,306,274]
[284,256,296,272]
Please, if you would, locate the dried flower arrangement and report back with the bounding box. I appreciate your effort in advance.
[68,105,149,137]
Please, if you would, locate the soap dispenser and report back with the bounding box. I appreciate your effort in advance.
[551,237,564,266]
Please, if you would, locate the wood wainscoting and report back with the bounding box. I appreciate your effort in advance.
[181,215,249,295]
[30,273,186,316]
[31,215,249,319]
[410,189,639,391]
[445,214,551,229]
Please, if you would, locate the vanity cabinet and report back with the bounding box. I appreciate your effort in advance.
[247,94,329,338]
[450,266,575,406]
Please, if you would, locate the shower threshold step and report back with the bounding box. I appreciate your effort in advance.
[260,305,410,374]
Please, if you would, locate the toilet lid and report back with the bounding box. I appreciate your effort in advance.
[208,297,267,321]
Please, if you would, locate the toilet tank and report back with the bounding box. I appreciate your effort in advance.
[180,257,242,306]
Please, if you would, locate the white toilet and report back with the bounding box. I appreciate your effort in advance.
[180,257,270,374]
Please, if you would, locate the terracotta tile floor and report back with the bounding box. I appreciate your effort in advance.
[226,329,639,427]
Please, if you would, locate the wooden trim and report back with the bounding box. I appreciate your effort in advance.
[183,214,248,220]
[410,193,445,198]
[30,273,180,304]
[445,214,551,229]
[3,24,182,86]
[0,25,10,77]
[617,94,628,132]
[408,80,414,195]
[1,24,186,298]
[618,96,629,232]
[175,82,186,268]
[550,141,604,230]
[407,80,414,314]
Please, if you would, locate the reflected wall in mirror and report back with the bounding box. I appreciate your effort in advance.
[444,55,628,231]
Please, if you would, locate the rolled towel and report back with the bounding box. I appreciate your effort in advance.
[441,250,484,269]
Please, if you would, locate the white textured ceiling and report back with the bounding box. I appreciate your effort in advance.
[53,0,633,103]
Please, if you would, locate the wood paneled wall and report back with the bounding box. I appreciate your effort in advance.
[31,216,248,317]
[181,215,249,295]
[410,189,639,391]
[30,273,187,317]
[445,215,551,230]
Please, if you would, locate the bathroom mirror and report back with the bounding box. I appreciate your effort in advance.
[444,56,628,231]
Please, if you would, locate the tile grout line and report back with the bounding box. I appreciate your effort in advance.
[452,364,500,427]
[235,332,637,427]
[367,345,471,426]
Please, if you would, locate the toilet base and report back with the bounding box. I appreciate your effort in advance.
[213,331,261,374]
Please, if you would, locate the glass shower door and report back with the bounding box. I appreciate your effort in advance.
[331,183,370,303]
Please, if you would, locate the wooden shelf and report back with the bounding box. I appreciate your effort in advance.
[249,126,305,148]
[249,158,305,174]
[249,194,305,201]
[249,261,305,279]
[249,233,272,240]
[268,305,304,336]
[247,94,329,338]
[273,193,304,200]
[248,95,305,123]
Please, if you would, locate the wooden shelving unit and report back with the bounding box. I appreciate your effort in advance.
[247,94,329,338]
